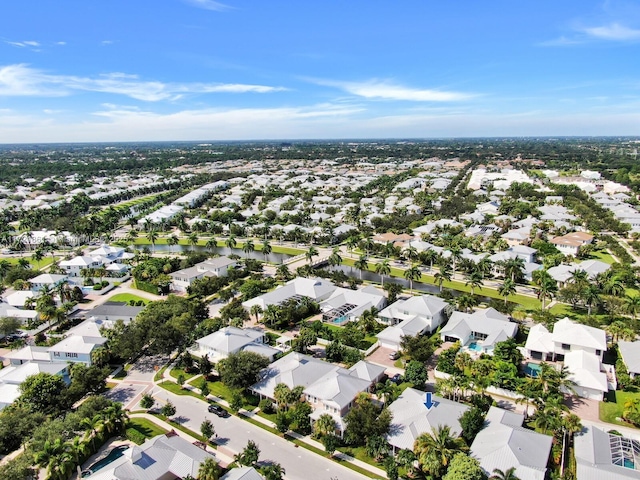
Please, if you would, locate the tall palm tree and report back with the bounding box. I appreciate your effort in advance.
[250,304,263,323]
[413,425,468,479]
[465,269,484,295]
[313,413,337,437]
[146,228,159,253]
[328,247,342,267]
[625,294,640,322]
[375,259,391,286]
[490,467,520,480]
[404,264,422,294]
[34,438,74,480]
[354,255,369,280]
[81,414,104,452]
[204,237,217,255]
[305,246,318,265]
[188,232,199,251]
[502,257,525,283]
[434,263,452,292]
[166,234,179,253]
[499,278,517,305]
[126,228,139,244]
[242,239,255,259]
[262,240,272,262]
[582,284,601,316]
[67,435,89,480]
[532,270,557,310]
[560,413,582,475]
[421,249,438,272]
[225,235,237,250]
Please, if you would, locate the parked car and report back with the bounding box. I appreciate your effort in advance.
[389,373,403,384]
[208,404,229,417]
[389,351,400,360]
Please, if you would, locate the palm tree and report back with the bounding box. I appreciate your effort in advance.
[305,246,318,265]
[404,246,419,263]
[345,235,359,258]
[35,438,74,480]
[67,435,89,480]
[81,414,104,452]
[490,467,520,480]
[146,229,159,253]
[103,403,128,435]
[165,234,178,253]
[242,239,255,259]
[582,284,601,316]
[203,237,217,255]
[354,254,369,280]
[434,263,452,292]
[421,249,438,272]
[198,457,221,480]
[262,240,272,262]
[465,269,484,295]
[502,257,525,283]
[533,407,561,435]
[457,294,478,313]
[375,259,391,286]
[560,413,582,475]
[499,278,517,306]
[188,232,199,251]
[328,247,342,267]
[532,270,557,310]
[413,425,468,478]
[313,413,337,437]
[126,228,139,244]
[404,264,422,294]
[32,248,45,269]
[250,304,263,323]
[275,264,291,282]
[226,235,237,250]
[625,294,640,321]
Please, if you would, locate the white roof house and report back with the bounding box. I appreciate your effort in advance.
[525,318,606,361]
[440,308,517,355]
[386,388,469,452]
[251,353,381,432]
[319,285,386,325]
[85,434,216,480]
[470,406,552,480]
[0,361,69,410]
[575,426,640,480]
[242,277,337,311]
[171,257,238,292]
[547,259,610,286]
[524,318,610,400]
[194,327,279,362]
[618,341,640,378]
[221,467,265,480]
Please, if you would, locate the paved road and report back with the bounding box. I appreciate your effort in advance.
[151,390,371,480]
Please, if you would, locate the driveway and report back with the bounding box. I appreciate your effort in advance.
[105,382,148,408]
[366,345,400,370]
[125,353,170,382]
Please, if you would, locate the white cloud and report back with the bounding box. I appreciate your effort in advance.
[101,40,114,45]
[310,78,473,102]
[56,41,66,46]
[0,64,287,101]
[5,40,40,48]
[581,23,640,41]
[537,36,584,47]
[182,0,230,11]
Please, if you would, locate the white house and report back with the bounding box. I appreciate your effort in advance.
[59,256,103,277]
[170,256,237,293]
[0,361,69,410]
[440,308,517,355]
[47,319,108,365]
[194,327,279,362]
[29,273,69,291]
[618,341,640,379]
[470,406,552,480]
[575,426,640,480]
[320,285,386,325]
[386,388,469,453]
[242,277,336,311]
[524,317,606,362]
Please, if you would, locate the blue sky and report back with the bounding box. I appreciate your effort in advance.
[0,0,639,142]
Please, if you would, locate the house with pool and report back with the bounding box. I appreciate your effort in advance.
[440,308,517,355]
[575,426,640,479]
[524,318,613,400]
[319,285,386,326]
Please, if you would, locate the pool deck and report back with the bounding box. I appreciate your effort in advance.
[80,438,134,476]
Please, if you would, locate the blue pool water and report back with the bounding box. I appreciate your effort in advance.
[624,458,635,469]
[467,342,483,352]
[524,362,542,378]
[82,445,129,477]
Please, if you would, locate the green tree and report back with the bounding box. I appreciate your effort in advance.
[0,317,21,337]
[140,393,155,410]
[161,401,176,418]
[400,334,434,363]
[313,413,337,438]
[375,259,391,286]
[322,434,341,455]
[146,229,159,253]
[235,439,260,466]
[498,278,516,306]
[201,419,215,441]
[218,351,271,390]
[305,246,319,265]
[490,467,520,480]
[344,398,392,446]
[354,255,369,280]
[404,360,428,389]
[459,407,485,444]
[413,425,468,479]
[261,463,286,480]
[443,453,487,480]
[242,239,255,259]
[198,457,221,480]
[435,263,452,292]
[328,247,342,267]
[19,372,69,415]
[404,264,422,294]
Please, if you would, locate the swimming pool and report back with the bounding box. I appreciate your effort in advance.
[467,342,483,352]
[524,362,542,378]
[82,445,129,477]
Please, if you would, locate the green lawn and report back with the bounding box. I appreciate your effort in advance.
[158,380,202,399]
[127,417,168,441]
[600,390,640,427]
[2,256,54,269]
[591,251,617,265]
[169,367,197,382]
[108,293,148,304]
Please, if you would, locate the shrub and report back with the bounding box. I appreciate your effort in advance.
[125,428,147,445]
[259,398,275,414]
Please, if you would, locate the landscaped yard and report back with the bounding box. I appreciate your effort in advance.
[126,417,168,443]
[600,390,640,427]
[108,293,148,304]
[169,367,198,382]
[2,256,54,269]
[591,250,617,265]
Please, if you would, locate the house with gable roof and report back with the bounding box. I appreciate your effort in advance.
[440,308,517,355]
[386,388,469,453]
[470,406,552,480]
[194,326,279,362]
